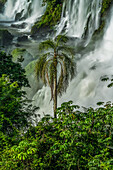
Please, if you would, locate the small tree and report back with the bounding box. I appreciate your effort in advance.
[35,35,76,117]
[0,75,37,138]
[0,50,29,88]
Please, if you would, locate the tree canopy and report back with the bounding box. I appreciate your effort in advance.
[0,50,29,88]
[1,101,113,169]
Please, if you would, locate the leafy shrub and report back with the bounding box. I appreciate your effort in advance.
[1,101,113,169]
[0,51,38,149]
[0,75,38,149]
[0,50,29,88]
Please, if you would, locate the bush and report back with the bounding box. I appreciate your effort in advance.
[0,75,38,149]
[1,101,113,169]
[0,51,38,149]
[0,50,29,88]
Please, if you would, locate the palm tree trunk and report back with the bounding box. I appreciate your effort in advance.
[53,55,57,118]
[53,70,57,118]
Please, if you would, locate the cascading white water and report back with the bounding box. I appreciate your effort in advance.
[56,0,102,42]
[33,2,113,117]
[0,0,46,31]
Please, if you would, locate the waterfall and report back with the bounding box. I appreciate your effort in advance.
[56,0,102,42]
[0,0,113,116]
[33,2,113,116]
[0,0,46,31]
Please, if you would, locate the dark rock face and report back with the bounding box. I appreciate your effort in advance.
[0,29,14,46]
[11,22,27,29]
[0,2,5,13]
[17,35,28,42]
[15,10,24,21]
[31,25,53,39]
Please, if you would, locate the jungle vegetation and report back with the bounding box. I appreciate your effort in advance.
[0,48,113,169]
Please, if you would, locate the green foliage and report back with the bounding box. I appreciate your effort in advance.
[0,52,38,152]
[0,50,29,88]
[39,0,62,27]
[36,35,76,96]
[31,0,63,34]
[11,48,26,62]
[0,75,38,143]
[101,0,112,14]
[94,0,113,35]
[0,51,38,149]
[1,101,113,169]
[0,0,6,3]
[101,75,113,88]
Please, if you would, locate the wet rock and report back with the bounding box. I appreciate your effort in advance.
[11,22,27,29]
[0,2,4,13]
[31,24,53,38]
[15,10,24,21]
[14,43,21,47]
[17,35,28,42]
[0,29,13,46]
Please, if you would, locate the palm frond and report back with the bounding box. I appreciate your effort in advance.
[35,52,53,79]
[58,53,76,79]
[35,55,47,80]
[57,53,76,96]
[39,40,55,51]
[62,52,76,80]
[55,34,69,46]
[42,58,53,85]
[57,56,66,75]
[57,45,75,56]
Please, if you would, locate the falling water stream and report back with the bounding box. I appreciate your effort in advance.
[0,0,45,31]
[0,0,113,116]
[56,0,102,42]
[33,0,113,116]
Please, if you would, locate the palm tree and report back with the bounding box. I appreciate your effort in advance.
[35,35,76,118]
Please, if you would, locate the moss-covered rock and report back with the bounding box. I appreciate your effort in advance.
[94,0,113,35]
[101,0,112,14]
[0,0,6,3]
[31,0,63,35]
[31,0,113,37]
[25,59,36,76]
[11,48,26,62]
[11,48,33,68]
[25,60,43,99]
